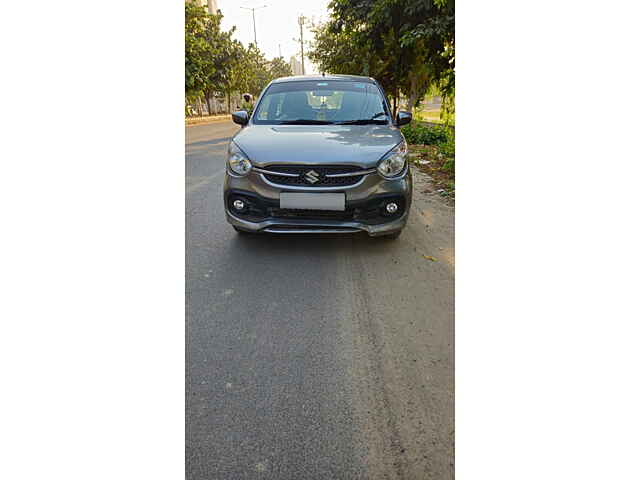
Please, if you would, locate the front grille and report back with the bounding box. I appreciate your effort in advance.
[269,208,355,221]
[261,165,366,187]
[227,189,406,225]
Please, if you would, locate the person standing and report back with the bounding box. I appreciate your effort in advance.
[240,93,254,116]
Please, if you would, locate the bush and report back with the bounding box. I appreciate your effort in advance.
[443,158,455,173]
[401,123,450,146]
[439,137,455,158]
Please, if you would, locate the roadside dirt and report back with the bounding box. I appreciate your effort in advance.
[337,166,455,479]
[409,147,455,203]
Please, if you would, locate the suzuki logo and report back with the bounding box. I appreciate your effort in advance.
[304,170,321,184]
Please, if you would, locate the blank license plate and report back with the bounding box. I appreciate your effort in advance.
[279,193,345,211]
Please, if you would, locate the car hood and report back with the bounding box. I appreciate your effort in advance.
[232,124,404,168]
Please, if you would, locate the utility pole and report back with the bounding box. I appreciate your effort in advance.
[240,4,267,48]
[298,15,305,75]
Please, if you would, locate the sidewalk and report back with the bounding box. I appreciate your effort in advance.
[185,114,231,126]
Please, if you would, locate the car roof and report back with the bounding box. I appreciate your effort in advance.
[270,74,377,84]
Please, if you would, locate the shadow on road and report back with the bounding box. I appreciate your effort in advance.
[225,230,402,261]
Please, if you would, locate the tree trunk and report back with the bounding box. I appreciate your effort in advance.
[407,81,419,116]
[407,93,418,115]
[227,92,231,114]
[196,97,204,116]
[204,92,213,116]
[406,73,424,115]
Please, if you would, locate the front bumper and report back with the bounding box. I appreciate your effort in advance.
[223,168,412,236]
[226,207,409,235]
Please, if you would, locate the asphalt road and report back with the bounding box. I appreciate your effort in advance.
[186,121,455,479]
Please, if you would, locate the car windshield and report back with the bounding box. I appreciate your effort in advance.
[252,80,390,125]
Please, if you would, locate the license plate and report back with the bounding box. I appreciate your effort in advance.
[279,193,345,211]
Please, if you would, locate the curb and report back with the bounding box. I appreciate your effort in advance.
[185,115,231,126]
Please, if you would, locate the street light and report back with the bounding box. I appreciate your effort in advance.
[240,4,267,48]
[294,15,306,75]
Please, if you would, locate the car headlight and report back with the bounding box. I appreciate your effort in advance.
[227,142,252,176]
[377,141,408,179]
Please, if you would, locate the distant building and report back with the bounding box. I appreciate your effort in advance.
[289,56,303,76]
[190,0,218,14]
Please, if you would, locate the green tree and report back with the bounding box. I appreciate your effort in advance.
[308,22,369,76]
[308,0,454,118]
[185,3,247,115]
[399,0,454,118]
[268,57,293,81]
[220,40,248,113]
[185,2,300,116]
[200,13,237,115]
[185,2,212,98]
[243,44,271,97]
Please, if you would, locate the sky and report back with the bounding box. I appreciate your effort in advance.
[217,0,331,74]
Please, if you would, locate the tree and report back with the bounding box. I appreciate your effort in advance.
[185,2,299,116]
[230,45,292,100]
[185,3,245,115]
[308,22,371,76]
[268,57,293,81]
[200,13,237,115]
[219,40,248,113]
[399,0,454,117]
[308,0,455,117]
[185,2,212,99]
[243,45,272,97]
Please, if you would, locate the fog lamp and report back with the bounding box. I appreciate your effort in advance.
[233,199,245,211]
[385,202,398,214]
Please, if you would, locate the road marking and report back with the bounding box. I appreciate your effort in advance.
[186,169,225,195]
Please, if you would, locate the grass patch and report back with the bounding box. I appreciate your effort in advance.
[401,122,450,145]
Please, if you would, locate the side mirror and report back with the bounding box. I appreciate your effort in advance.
[396,110,412,127]
[232,110,249,126]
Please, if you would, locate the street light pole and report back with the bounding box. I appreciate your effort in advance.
[240,5,267,48]
[252,8,257,45]
[298,15,305,75]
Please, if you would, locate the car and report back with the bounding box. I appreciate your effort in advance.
[223,74,413,239]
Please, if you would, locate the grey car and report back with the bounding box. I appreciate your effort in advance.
[224,75,412,238]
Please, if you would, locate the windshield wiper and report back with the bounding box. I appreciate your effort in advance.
[335,112,390,125]
[335,118,388,125]
[277,119,334,125]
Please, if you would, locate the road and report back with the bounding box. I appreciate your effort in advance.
[186,121,455,479]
